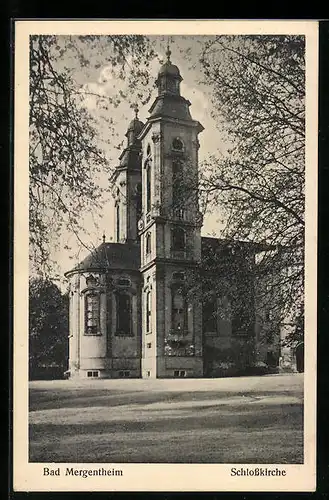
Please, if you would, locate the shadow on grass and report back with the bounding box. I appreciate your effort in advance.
[29,403,303,464]
[29,389,303,412]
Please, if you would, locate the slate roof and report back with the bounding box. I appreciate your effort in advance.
[65,242,140,276]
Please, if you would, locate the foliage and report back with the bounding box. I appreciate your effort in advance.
[29,277,69,379]
[29,35,156,276]
[203,339,266,377]
[198,35,305,341]
[281,305,305,347]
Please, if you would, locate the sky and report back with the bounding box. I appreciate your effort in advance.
[42,35,229,282]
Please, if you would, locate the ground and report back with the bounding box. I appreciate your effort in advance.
[29,373,303,464]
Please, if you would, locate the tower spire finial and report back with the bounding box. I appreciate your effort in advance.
[166,39,171,62]
[102,231,106,244]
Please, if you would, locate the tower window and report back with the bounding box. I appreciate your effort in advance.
[135,183,142,227]
[146,162,152,213]
[172,137,184,151]
[146,290,152,333]
[85,293,100,335]
[115,292,132,335]
[172,227,186,251]
[146,232,151,254]
[172,160,184,213]
[116,203,120,242]
[173,80,180,94]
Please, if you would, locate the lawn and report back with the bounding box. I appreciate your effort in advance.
[29,373,303,464]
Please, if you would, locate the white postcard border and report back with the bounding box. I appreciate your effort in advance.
[13,19,318,492]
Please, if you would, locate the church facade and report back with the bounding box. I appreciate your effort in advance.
[65,51,288,379]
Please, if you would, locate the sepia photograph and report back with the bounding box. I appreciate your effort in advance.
[14,20,318,492]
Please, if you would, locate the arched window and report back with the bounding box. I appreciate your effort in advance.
[232,299,252,337]
[86,275,98,287]
[116,203,120,242]
[172,160,184,213]
[172,137,184,151]
[135,183,142,237]
[116,292,131,335]
[146,290,152,333]
[172,227,186,251]
[145,232,151,254]
[172,288,187,332]
[146,144,151,157]
[146,162,151,213]
[85,293,100,335]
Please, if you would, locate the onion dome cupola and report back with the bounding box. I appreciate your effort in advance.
[147,46,200,125]
[117,106,145,170]
[64,240,140,278]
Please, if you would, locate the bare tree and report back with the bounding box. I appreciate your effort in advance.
[197,35,305,343]
[29,35,156,276]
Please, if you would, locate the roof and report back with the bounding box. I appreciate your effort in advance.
[148,95,193,122]
[117,144,142,170]
[65,242,140,276]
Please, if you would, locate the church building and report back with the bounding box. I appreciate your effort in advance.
[64,49,286,379]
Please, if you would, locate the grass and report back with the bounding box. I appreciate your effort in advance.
[29,373,303,464]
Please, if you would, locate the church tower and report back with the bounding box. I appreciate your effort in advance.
[111,107,144,243]
[138,48,204,378]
